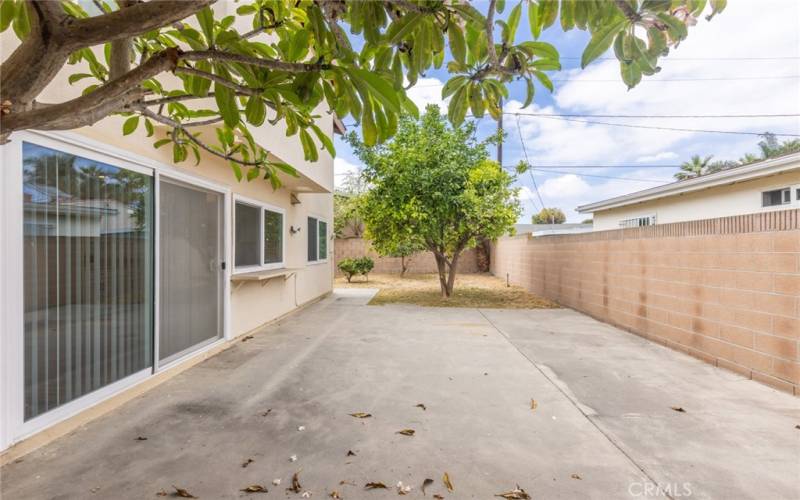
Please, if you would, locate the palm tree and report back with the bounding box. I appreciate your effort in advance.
[674,155,714,181]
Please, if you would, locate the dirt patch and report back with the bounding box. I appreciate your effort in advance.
[335,273,559,309]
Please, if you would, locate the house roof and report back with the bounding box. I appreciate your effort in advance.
[577,152,800,214]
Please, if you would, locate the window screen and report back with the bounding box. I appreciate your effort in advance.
[318,220,327,260]
[263,209,283,264]
[235,202,260,267]
[762,188,789,207]
[307,217,318,261]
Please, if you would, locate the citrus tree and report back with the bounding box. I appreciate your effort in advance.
[1,0,726,185]
[351,105,520,297]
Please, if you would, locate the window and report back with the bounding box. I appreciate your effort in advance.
[22,142,154,420]
[619,215,656,228]
[762,188,790,207]
[234,198,284,270]
[307,216,328,262]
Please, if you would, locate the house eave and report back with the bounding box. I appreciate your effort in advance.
[577,152,800,214]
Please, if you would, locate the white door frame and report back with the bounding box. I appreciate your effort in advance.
[154,170,232,372]
[0,130,232,450]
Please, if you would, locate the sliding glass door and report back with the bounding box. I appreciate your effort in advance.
[22,142,154,421]
[158,178,223,364]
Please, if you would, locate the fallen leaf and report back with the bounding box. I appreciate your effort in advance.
[421,478,433,495]
[349,412,372,419]
[241,335,254,342]
[396,481,412,495]
[443,472,454,492]
[495,486,530,499]
[530,399,538,411]
[156,490,167,497]
[433,495,444,499]
[262,409,272,416]
[242,458,254,468]
[329,492,341,499]
[135,436,148,441]
[396,429,415,436]
[287,472,302,494]
[571,474,582,480]
[416,403,427,411]
[339,480,356,486]
[364,482,388,490]
[240,484,268,493]
[346,450,356,456]
[671,406,686,413]
[172,486,197,498]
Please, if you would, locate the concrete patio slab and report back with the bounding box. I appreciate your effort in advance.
[1,290,798,499]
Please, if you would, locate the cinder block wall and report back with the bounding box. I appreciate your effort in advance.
[491,210,800,395]
[335,238,479,275]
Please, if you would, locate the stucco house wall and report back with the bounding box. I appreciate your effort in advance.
[592,170,800,231]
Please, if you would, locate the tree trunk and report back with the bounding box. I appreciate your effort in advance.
[400,255,407,277]
[433,252,448,297]
[445,250,461,297]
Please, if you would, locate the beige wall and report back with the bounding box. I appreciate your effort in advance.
[592,170,800,231]
[491,209,800,395]
[334,238,481,275]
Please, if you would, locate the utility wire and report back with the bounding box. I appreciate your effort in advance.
[515,115,547,212]
[501,164,681,168]
[506,112,800,119]
[559,56,800,61]
[531,168,666,183]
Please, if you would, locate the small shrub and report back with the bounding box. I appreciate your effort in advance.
[338,257,374,283]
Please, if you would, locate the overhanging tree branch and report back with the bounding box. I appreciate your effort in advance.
[181,50,331,72]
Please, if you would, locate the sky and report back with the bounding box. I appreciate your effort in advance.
[333,0,800,223]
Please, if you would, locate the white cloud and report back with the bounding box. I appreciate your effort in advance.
[636,152,679,163]
[406,77,449,112]
[334,157,362,189]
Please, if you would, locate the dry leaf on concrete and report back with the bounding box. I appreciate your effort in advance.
[421,478,434,495]
[495,486,531,499]
[346,450,356,456]
[433,495,444,499]
[571,474,582,480]
[240,485,268,493]
[364,482,388,490]
[671,406,686,413]
[241,335,254,342]
[442,473,454,492]
[241,458,254,468]
[349,412,372,418]
[172,486,197,498]
[396,429,415,436]
[287,472,302,493]
[530,399,538,411]
[416,403,427,411]
[135,436,148,441]
[329,492,341,499]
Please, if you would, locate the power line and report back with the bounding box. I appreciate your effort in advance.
[507,112,800,119]
[549,75,800,82]
[531,168,666,183]
[523,115,800,137]
[515,115,546,212]
[503,164,681,168]
[558,56,800,61]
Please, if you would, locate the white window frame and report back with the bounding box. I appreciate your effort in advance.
[306,215,329,264]
[619,214,657,228]
[1,130,233,452]
[760,186,792,208]
[232,194,286,273]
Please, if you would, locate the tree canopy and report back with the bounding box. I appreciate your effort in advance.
[531,207,566,224]
[1,0,726,186]
[350,105,520,297]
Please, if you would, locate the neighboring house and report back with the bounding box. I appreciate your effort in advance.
[0,6,342,453]
[578,153,800,231]
[514,223,593,237]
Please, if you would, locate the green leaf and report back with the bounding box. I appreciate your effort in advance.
[299,129,319,162]
[708,0,727,19]
[442,76,467,99]
[173,143,187,163]
[538,0,558,31]
[560,0,575,31]
[522,79,535,107]
[447,84,469,126]
[144,119,154,137]
[468,82,485,118]
[519,41,559,61]
[656,13,688,42]
[196,7,214,47]
[236,4,256,15]
[188,60,212,97]
[246,167,260,181]
[496,0,506,13]
[620,61,642,89]
[244,96,266,126]
[528,0,541,39]
[346,67,401,114]
[447,23,466,65]
[230,161,243,182]
[310,123,335,156]
[386,11,422,44]
[214,67,239,128]
[68,73,93,85]
[153,138,172,149]
[12,0,29,39]
[506,1,522,42]
[122,116,139,136]
[1,0,15,32]
[581,19,627,68]
[533,71,553,92]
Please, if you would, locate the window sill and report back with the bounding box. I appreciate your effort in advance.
[306,259,328,266]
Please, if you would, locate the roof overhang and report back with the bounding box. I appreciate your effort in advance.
[577,153,800,214]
